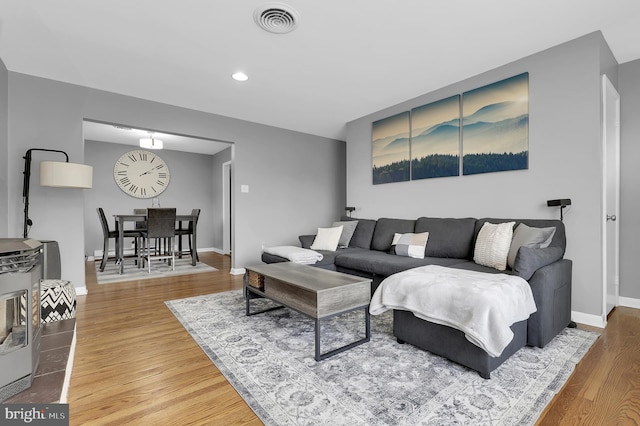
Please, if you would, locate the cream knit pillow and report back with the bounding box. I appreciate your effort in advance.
[310,226,343,252]
[474,221,515,271]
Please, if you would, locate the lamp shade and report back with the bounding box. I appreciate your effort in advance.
[40,161,93,188]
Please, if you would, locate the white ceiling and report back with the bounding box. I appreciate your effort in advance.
[1,1,639,141]
[83,120,231,155]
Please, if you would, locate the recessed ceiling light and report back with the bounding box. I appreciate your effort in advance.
[232,72,249,82]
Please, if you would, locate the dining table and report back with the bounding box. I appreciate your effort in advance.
[113,212,198,274]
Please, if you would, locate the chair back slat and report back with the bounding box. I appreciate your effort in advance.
[97,207,110,236]
[189,209,201,231]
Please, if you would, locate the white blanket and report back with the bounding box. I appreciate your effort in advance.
[262,246,323,265]
[369,265,537,357]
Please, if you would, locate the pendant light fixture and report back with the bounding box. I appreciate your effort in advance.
[140,134,163,150]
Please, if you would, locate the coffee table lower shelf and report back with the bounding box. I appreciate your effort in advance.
[245,286,371,361]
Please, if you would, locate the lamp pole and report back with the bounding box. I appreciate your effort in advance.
[22,148,70,238]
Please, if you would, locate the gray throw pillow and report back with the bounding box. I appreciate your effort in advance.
[513,246,564,280]
[332,220,359,248]
[507,224,556,269]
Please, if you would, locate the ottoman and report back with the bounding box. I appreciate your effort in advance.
[41,279,77,323]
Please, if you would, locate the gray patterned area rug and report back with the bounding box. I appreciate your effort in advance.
[166,290,597,425]
[95,258,217,284]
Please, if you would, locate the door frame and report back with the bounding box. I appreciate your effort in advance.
[222,160,232,255]
[601,74,621,323]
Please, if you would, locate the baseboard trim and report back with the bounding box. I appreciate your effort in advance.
[230,268,246,276]
[619,296,640,309]
[572,310,605,328]
[75,286,88,296]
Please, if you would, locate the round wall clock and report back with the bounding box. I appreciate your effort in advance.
[113,149,171,198]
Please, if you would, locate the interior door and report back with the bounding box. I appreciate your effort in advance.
[602,75,620,318]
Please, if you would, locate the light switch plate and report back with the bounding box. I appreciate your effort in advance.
[241,185,249,193]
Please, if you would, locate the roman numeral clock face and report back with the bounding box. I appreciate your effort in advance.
[113,150,171,198]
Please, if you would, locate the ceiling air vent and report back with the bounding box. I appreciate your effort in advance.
[254,3,299,34]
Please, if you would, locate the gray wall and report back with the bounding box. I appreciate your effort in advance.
[5,72,346,291]
[346,32,616,320]
[619,58,640,300]
[84,140,220,256]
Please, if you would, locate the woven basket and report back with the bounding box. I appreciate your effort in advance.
[246,271,265,290]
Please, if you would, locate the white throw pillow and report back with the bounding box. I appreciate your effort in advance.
[474,221,515,271]
[310,226,343,251]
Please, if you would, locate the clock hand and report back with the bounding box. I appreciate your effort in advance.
[139,168,156,177]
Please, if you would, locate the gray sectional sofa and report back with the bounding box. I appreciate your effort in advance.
[261,216,572,378]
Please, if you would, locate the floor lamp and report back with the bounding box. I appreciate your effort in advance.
[23,148,93,238]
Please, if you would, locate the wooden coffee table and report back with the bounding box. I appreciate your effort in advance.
[244,262,372,361]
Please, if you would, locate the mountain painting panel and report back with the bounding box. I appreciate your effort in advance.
[411,95,460,180]
[372,111,411,184]
[462,73,529,176]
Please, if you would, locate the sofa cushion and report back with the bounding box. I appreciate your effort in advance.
[299,234,316,249]
[391,232,429,259]
[474,221,515,271]
[414,217,477,258]
[507,223,556,269]
[370,218,416,252]
[335,250,463,276]
[339,217,377,249]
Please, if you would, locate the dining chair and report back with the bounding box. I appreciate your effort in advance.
[133,208,147,255]
[96,207,143,272]
[139,208,177,273]
[176,208,200,262]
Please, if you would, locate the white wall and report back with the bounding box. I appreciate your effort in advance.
[5,72,346,291]
[346,32,616,320]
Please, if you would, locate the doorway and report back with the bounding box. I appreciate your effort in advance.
[82,120,234,264]
[602,74,620,320]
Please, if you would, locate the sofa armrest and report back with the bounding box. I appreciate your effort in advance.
[513,246,564,280]
[299,234,316,249]
[526,258,572,347]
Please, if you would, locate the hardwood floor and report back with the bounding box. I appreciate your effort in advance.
[70,253,640,425]
[70,253,260,425]
[536,306,640,425]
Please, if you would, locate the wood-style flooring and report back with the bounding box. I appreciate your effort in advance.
[68,253,640,425]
